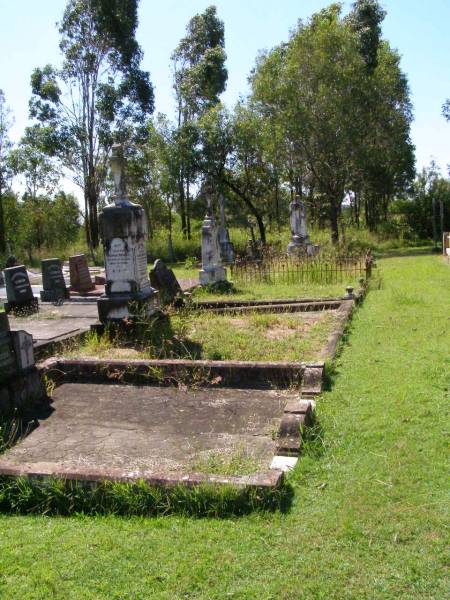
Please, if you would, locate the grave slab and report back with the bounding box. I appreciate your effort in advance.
[0,383,292,475]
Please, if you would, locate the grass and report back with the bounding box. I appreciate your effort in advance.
[0,252,448,598]
[71,309,338,362]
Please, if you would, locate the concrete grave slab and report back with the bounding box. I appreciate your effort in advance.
[0,383,293,476]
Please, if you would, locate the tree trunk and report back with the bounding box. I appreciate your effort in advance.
[330,199,340,244]
[186,176,191,240]
[0,189,6,254]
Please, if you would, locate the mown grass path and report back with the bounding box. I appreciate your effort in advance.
[0,254,448,599]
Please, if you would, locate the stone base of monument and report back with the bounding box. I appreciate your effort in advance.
[199,266,227,285]
[40,289,70,303]
[97,289,160,323]
[287,239,320,257]
[4,298,39,316]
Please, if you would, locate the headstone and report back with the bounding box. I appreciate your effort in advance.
[0,313,35,383]
[150,259,182,305]
[217,194,234,264]
[287,196,319,256]
[11,329,35,371]
[4,266,39,315]
[69,254,95,293]
[0,270,4,287]
[199,196,227,285]
[40,258,69,302]
[0,312,16,382]
[97,143,159,322]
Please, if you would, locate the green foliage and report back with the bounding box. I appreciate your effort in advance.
[0,89,14,254]
[29,0,154,249]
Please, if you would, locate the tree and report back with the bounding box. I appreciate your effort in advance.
[0,90,14,254]
[250,3,415,242]
[10,127,60,200]
[171,5,227,238]
[29,0,154,251]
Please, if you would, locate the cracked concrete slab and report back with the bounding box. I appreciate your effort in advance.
[0,383,294,475]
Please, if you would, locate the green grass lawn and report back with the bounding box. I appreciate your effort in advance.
[0,253,448,599]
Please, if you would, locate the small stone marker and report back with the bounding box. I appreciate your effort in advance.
[69,254,95,293]
[199,195,227,285]
[40,258,69,302]
[12,329,35,371]
[149,259,182,305]
[4,265,39,315]
[97,143,159,322]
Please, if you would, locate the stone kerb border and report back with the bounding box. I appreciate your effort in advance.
[0,462,284,491]
[0,288,366,497]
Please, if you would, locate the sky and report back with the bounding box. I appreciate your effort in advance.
[1,0,449,199]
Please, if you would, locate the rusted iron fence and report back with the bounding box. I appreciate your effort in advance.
[230,252,373,285]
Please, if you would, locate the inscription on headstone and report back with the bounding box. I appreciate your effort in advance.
[69,254,95,293]
[41,258,69,302]
[4,266,39,315]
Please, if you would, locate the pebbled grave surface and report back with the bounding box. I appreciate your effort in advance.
[0,383,293,474]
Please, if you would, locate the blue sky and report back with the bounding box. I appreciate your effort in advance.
[1,0,449,187]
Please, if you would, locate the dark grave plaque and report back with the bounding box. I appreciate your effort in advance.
[4,266,38,315]
[150,259,182,305]
[40,258,69,302]
[69,254,95,293]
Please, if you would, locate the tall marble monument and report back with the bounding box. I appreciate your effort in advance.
[199,196,227,285]
[287,195,318,256]
[217,194,234,264]
[97,143,159,322]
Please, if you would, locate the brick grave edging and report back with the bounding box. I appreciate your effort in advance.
[0,288,366,494]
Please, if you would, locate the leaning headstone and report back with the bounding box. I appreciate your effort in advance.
[217,194,234,264]
[40,258,69,302]
[199,197,227,285]
[4,265,39,315]
[69,254,95,293]
[287,196,319,256]
[97,143,159,322]
[150,259,182,305]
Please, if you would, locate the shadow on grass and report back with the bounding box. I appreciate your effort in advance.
[0,477,294,518]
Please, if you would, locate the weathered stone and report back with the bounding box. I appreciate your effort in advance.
[149,259,182,305]
[199,199,227,285]
[97,143,159,322]
[217,194,234,264]
[40,258,69,302]
[287,196,319,256]
[69,254,95,293]
[11,330,35,371]
[4,266,39,315]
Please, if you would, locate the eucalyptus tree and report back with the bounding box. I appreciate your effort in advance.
[0,90,14,254]
[28,0,154,250]
[251,5,369,243]
[251,3,415,242]
[171,5,227,238]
